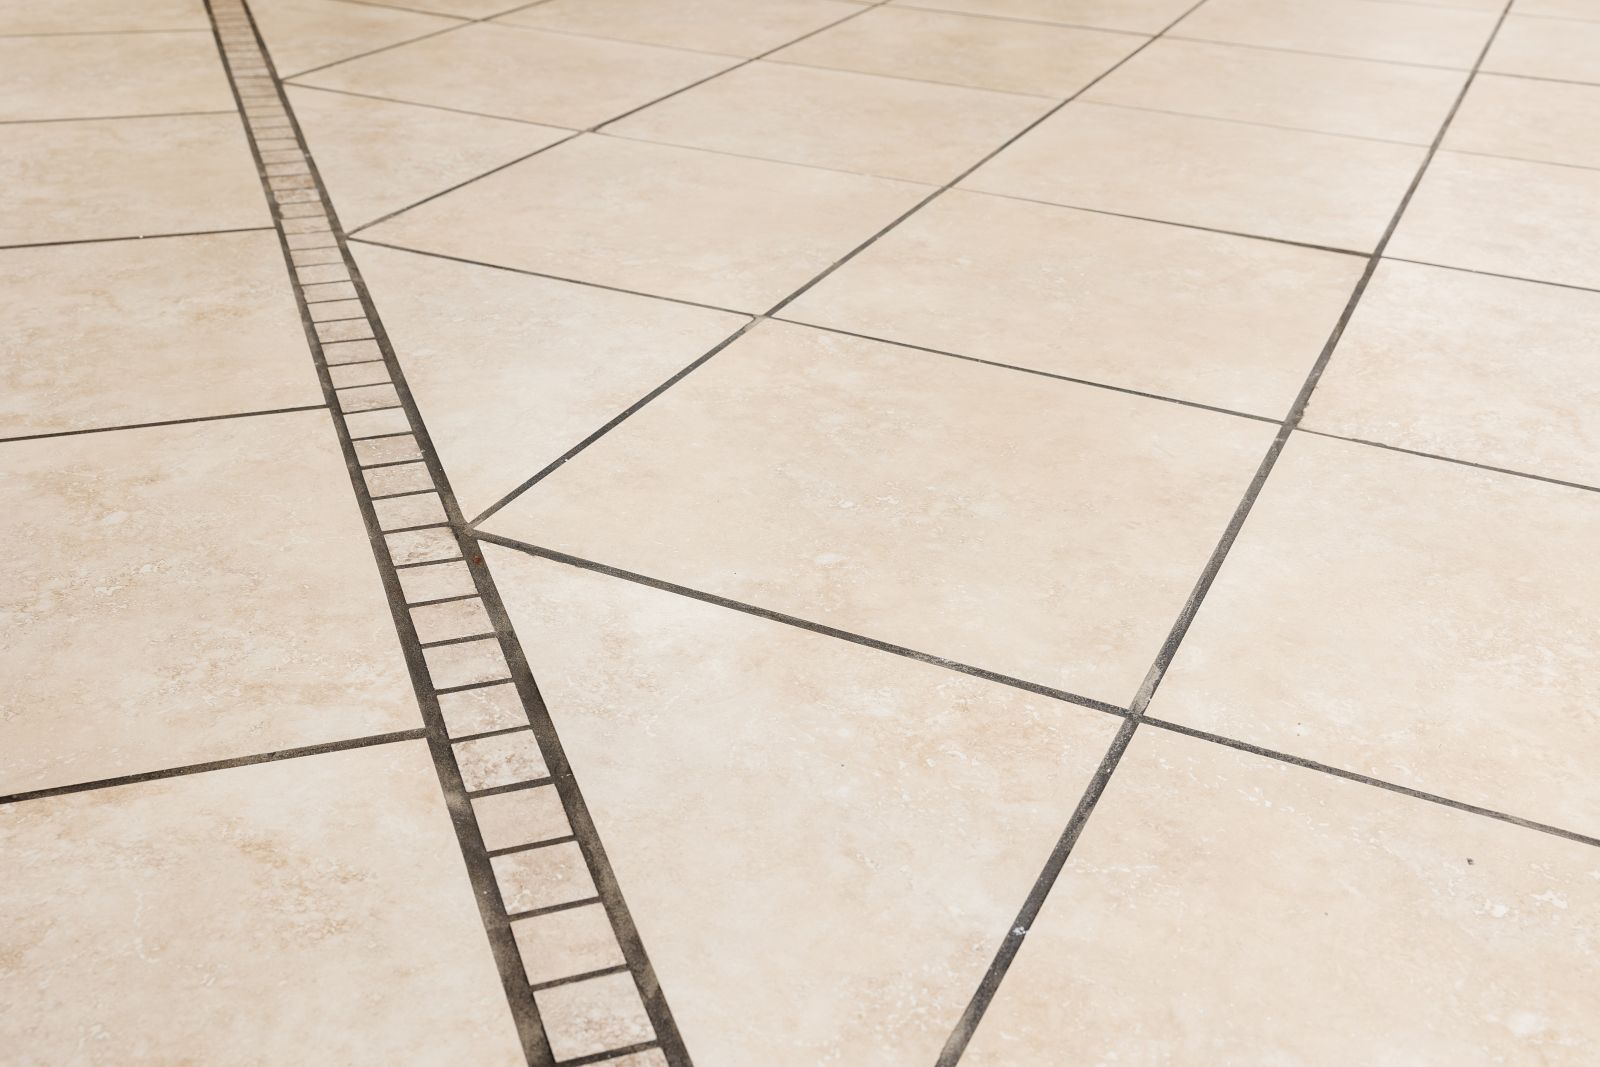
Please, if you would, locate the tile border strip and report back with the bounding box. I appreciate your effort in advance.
[203,4,685,1064]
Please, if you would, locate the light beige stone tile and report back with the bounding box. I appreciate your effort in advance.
[787,191,1361,417]
[284,86,570,229]
[486,321,1274,702]
[411,596,492,642]
[440,682,528,736]
[1305,260,1600,485]
[0,411,418,795]
[493,840,596,911]
[353,433,422,466]
[424,636,510,689]
[609,61,1050,183]
[1084,37,1466,144]
[483,546,1124,1065]
[1483,13,1600,81]
[363,135,929,311]
[387,526,461,564]
[382,0,525,15]
[292,22,736,127]
[963,102,1424,251]
[1389,150,1600,288]
[0,0,207,33]
[0,114,267,247]
[963,728,1600,1065]
[473,784,570,850]
[455,729,548,790]
[499,0,866,57]
[397,558,476,603]
[890,0,1196,33]
[0,232,320,438]
[371,491,446,530]
[1150,433,1600,836]
[535,972,654,1061]
[350,243,746,517]
[1172,0,1500,68]
[511,904,622,984]
[1515,0,1600,19]
[248,0,458,78]
[0,742,525,1065]
[0,32,231,122]
[1446,72,1600,168]
[773,5,1144,97]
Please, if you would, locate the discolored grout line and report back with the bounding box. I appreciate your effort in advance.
[934,2,1521,1061]
[0,404,329,445]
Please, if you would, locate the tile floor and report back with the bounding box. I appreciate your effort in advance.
[3,0,1598,1063]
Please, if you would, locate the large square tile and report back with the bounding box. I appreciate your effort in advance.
[1389,150,1600,288]
[249,0,459,79]
[963,102,1425,251]
[286,86,570,229]
[0,232,322,438]
[0,411,419,794]
[0,114,267,248]
[1446,72,1600,169]
[1150,432,1600,836]
[608,60,1050,183]
[889,0,1196,34]
[1083,38,1466,144]
[0,32,232,122]
[772,6,1144,98]
[1305,260,1600,486]
[1483,13,1600,82]
[485,547,1123,1066]
[1172,0,1500,68]
[0,0,207,33]
[962,728,1600,1065]
[351,242,747,517]
[498,0,866,57]
[292,22,736,127]
[485,320,1275,703]
[363,135,929,311]
[0,742,524,1065]
[785,190,1363,417]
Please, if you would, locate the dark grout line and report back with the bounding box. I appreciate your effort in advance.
[888,2,1153,38]
[467,776,556,800]
[1142,718,1600,849]
[1481,68,1600,89]
[0,225,275,252]
[1072,97,1437,148]
[1294,427,1600,496]
[1382,254,1600,295]
[0,27,216,38]
[507,896,604,921]
[0,404,329,445]
[764,53,1060,99]
[594,127,948,185]
[283,20,472,79]
[321,0,471,21]
[281,79,578,129]
[1164,32,1475,73]
[0,108,237,126]
[488,834,580,858]
[0,729,428,806]
[527,963,630,993]
[560,1041,663,1067]
[488,16,747,59]
[473,533,1129,720]
[934,1,1518,1059]
[1437,145,1600,175]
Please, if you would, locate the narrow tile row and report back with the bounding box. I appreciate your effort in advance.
[209,2,665,1063]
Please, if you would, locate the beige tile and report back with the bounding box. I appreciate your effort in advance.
[439,682,528,736]
[493,840,596,911]
[397,559,477,603]
[1173,0,1501,67]
[351,243,747,517]
[0,412,419,795]
[773,6,1144,97]
[499,0,866,57]
[473,784,570,850]
[511,904,623,984]
[1484,13,1600,81]
[0,232,321,438]
[1150,433,1600,836]
[487,321,1274,702]
[1447,73,1600,168]
[424,636,510,689]
[286,86,569,229]
[786,190,1363,417]
[963,102,1424,251]
[411,596,493,642]
[0,114,267,248]
[0,0,207,32]
[1305,260,1600,486]
[293,22,736,127]
[363,135,929,311]
[1389,150,1600,288]
[963,728,1600,1065]
[1085,38,1466,144]
[0,742,525,1065]
[534,972,654,1061]
[890,0,1196,33]
[484,546,1123,1064]
[611,61,1048,183]
[454,730,548,790]
[0,33,231,122]
[248,0,458,78]
[383,0,525,15]
[1515,0,1600,19]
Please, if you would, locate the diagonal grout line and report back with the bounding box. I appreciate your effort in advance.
[1164,33,1477,73]
[0,404,329,445]
[935,2,1521,1061]
[475,531,1131,718]
[0,729,428,807]
[203,4,692,1063]
[0,225,275,252]
[0,108,238,126]
[1294,427,1600,496]
[280,79,574,127]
